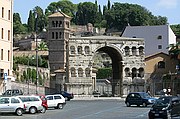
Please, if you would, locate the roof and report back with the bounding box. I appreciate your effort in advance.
[48,11,71,19]
[145,52,169,60]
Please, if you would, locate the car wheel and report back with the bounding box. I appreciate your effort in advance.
[142,102,147,107]
[57,103,63,109]
[29,107,37,114]
[40,106,46,113]
[126,102,131,107]
[16,108,23,116]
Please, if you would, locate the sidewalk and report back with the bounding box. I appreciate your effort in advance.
[73,95,125,101]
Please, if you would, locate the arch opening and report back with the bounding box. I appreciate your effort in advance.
[94,46,123,96]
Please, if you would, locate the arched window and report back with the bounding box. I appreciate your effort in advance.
[85,68,90,77]
[70,46,75,54]
[71,67,76,77]
[132,68,137,79]
[132,47,137,56]
[158,61,165,68]
[77,46,82,54]
[125,68,130,77]
[139,46,144,55]
[78,68,83,77]
[84,46,90,54]
[138,68,144,77]
[124,46,130,56]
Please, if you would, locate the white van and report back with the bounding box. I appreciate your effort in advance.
[17,95,43,114]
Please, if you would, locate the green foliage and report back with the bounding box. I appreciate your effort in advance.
[38,74,43,86]
[38,41,48,51]
[31,69,36,83]
[13,56,48,68]
[75,2,99,25]
[104,3,167,31]
[45,0,77,23]
[13,13,28,35]
[170,24,180,36]
[27,10,35,32]
[96,68,112,79]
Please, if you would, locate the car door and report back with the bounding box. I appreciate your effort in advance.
[171,98,180,116]
[46,96,55,107]
[0,97,11,112]
[133,93,142,105]
[9,97,21,112]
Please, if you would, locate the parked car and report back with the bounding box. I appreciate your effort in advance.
[17,95,43,114]
[148,96,180,119]
[2,89,23,96]
[45,94,66,109]
[60,91,74,101]
[125,92,156,107]
[0,96,25,116]
[37,94,48,113]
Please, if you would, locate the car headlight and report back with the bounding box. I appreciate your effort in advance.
[148,99,153,103]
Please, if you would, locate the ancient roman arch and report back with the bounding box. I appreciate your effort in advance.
[66,36,145,96]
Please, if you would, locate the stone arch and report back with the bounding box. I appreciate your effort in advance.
[92,44,124,96]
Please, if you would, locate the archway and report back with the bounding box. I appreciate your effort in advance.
[95,46,123,96]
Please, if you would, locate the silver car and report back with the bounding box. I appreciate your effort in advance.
[0,96,25,116]
[17,95,43,114]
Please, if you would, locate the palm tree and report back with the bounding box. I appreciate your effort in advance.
[167,42,180,60]
[38,41,48,51]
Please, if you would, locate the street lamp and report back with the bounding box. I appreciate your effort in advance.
[35,12,38,94]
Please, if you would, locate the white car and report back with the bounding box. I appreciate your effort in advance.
[45,94,66,109]
[0,96,25,116]
[17,95,43,114]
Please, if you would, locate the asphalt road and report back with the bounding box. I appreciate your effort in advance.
[0,99,151,119]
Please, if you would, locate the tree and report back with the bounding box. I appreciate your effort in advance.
[38,41,48,51]
[13,13,27,35]
[167,42,180,60]
[171,24,180,36]
[45,0,77,24]
[33,6,46,32]
[75,2,98,25]
[27,10,35,32]
[103,2,167,31]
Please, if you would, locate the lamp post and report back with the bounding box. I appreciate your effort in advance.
[28,57,29,94]
[35,12,38,94]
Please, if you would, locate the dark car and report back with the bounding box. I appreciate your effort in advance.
[148,96,180,119]
[125,92,156,107]
[2,89,23,96]
[60,91,74,101]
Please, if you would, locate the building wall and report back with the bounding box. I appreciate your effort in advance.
[122,25,176,56]
[145,53,177,74]
[0,0,13,94]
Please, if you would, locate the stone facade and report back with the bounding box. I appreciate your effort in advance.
[48,12,145,96]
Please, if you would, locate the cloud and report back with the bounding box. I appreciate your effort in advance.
[157,0,178,9]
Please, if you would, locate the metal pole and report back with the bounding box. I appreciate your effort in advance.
[35,12,38,94]
[28,57,29,94]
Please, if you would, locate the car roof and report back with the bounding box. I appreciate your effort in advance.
[128,92,147,94]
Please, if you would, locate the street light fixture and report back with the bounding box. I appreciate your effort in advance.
[35,11,38,94]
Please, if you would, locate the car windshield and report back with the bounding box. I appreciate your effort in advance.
[154,97,171,107]
[140,93,151,98]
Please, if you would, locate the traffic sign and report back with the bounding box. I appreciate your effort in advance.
[4,73,7,80]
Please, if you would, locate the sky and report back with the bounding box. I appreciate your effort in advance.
[13,0,180,25]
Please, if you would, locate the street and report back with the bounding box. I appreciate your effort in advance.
[0,99,151,119]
